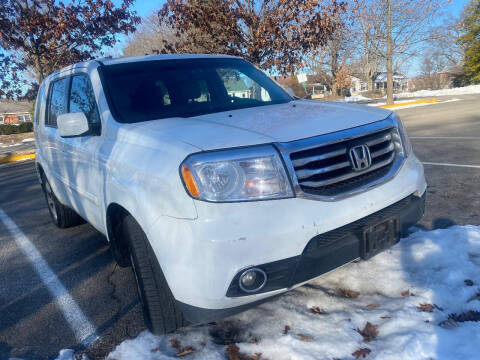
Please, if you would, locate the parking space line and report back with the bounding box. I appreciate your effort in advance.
[422,161,480,169]
[411,137,480,140]
[0,208,99,347]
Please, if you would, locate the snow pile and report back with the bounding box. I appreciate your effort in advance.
[395,85,480,99]
[61,226,480,360]
[342,95,371,103]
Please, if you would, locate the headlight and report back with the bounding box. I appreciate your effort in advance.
[180,145,294,202]
[391,113,412,156]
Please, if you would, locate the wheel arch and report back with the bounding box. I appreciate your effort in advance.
[105,202,133,267]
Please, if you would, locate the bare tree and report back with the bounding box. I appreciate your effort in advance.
[304,7,356,94]
[384,0,448,103]
[123,12,178,56]
[386,0,393,103]
[353,0,449,102]
[354,0,384,92]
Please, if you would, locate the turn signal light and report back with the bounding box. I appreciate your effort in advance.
[181,164,200,197]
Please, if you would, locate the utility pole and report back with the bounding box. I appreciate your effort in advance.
[386,0,394,105]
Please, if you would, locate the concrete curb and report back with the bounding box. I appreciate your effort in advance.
[0,150,36,164]
[379,99,438,109]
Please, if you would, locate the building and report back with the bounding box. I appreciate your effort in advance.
[373,72,408,91]
[0,100,32,124]
[224,78,251,98]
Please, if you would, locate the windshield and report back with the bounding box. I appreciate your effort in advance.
[100,58,292,123]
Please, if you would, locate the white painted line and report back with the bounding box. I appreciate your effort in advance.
[0,208,98,346]
[422,161,480,169]
[411,137,480,140]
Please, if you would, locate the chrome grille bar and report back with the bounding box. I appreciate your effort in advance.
[371,142,395,158]
[275,117,406,201]
[296,161,351,180]
[291,148,346,168]
[366,133,391,146]
[301,152,396,188]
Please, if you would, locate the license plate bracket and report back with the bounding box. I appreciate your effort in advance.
[361,217,399,260]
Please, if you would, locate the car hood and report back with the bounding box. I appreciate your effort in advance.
[125,100,392,151]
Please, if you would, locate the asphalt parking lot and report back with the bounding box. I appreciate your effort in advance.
[0,94,479,359]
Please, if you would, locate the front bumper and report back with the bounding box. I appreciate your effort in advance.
[177,192,425,323]
[146,154,426,323]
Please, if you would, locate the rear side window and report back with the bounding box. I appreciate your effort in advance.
[47,78,68,127]
[69,74,100,125]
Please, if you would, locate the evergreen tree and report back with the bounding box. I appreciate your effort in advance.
[458,0,480,84]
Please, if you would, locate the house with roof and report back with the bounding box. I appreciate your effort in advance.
[373,72,408,91]
[0,100,32,124]
[224,78,251,99]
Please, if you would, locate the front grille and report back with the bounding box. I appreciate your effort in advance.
[289,127,401,197]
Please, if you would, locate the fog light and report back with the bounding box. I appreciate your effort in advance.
[239,268,267,293]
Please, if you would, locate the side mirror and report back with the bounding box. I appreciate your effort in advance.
[285,88,295,97]
[57,112,89,137]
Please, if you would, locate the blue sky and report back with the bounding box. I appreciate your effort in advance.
[131,0,165,17]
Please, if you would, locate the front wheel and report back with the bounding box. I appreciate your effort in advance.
[41,174,83,228]
[122,215,185,334]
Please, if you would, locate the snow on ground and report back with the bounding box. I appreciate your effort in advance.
[394,85,480,99]
[341,95,371,103]
[59,226,480,360]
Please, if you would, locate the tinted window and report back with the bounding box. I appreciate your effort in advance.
[101,58,291,123]
[47,78,68,127]
[69,74,100,125]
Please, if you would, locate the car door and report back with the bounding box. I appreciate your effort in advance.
[59,73,104,231]
[40,77,70,204]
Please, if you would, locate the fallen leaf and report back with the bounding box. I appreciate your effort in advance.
[298,333,313,342]
[366,304,379,309]
[352,348,371,359]
[226,344,241,360]
[225,344,264,360]
[170,339,180,349]
[283,325,291,335]
[310,306,325,314]
[170,338,195,357]
[357,322,379,342]
[339,289,360,298]
[464,279,474,286]
[248,337,259,344]
[401,289,410,297]
[417,303,434,312]
[176,347,195,357]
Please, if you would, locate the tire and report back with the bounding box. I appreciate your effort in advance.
[122,215,185,334]
[41,174,83,228]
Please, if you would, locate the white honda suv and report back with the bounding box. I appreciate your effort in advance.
[34,54,426,334]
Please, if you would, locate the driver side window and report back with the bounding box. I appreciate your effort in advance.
[69,74,100,126]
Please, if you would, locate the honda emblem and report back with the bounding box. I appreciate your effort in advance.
[349,145,372,171]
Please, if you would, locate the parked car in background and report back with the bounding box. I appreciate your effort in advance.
[34,54,426,334]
